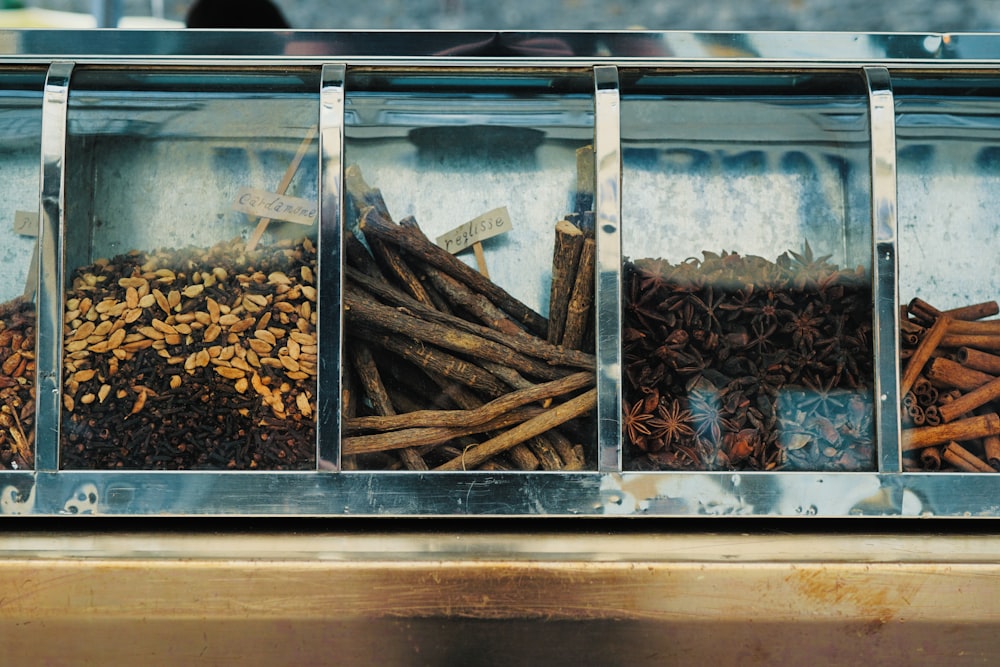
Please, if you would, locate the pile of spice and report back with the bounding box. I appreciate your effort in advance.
[623,245,874,471]
[340,165,595,471]
[0,297,34,470]
[60,237,317,470]
[899,297,1000,472]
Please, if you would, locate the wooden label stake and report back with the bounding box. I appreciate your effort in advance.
[242,124,318,253]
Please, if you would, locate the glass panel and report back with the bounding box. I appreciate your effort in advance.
[896,74,1000,473]
[60,68,320,470]
[0,69,44,472]
[341,69,597,472]
[620,71,875,472]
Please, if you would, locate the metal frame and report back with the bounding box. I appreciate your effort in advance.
[2,32,1000,516]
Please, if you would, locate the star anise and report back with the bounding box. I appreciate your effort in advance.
[648,399,694,448]
[623,399,655,450]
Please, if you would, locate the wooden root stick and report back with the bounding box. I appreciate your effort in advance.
[345,371,594,434]
[435,388,597,471]
[359,206,549,338]
[342,406,546,455]
[344,288,568,381]
[346,266,594,370]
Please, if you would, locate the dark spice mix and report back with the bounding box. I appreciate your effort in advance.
[623,245,875,471]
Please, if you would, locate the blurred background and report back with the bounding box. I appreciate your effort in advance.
[1,0,998,31]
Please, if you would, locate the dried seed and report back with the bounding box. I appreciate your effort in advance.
[167,290,181,310]
[254,329,277,346]
[125,286,139,309]
[1,352,21,376]
[273,301,295,314]
[169,375,182,390]
[212,267,228,282]
[72,369,96,383]
[182,284,204,299]
[285,371,309,380]
[138,326,164,340]
[234,377,249,394]
[215,366,246,380]
[203,323,222,343]
[80,393,96,405]
[218,345,235,361]
[138,294,156,309]
[151,319,177,335]
[118,277,146,289]
[296,392,312,417]
[153,289,171,314]
[124,308,143,324]
[218,313,240,327]
[229,317,256,334]
[163,334,182,346]
[98,383,111,403]
[63,393,74,412]
[196,349,210,367]
[72,321,96,341]
[107,328,126,350]
[249,338,272,355]
[130,389,148,415]
[268,272,291,285]
[300,266,314,284]
[279,356,300,372]
[301,285,317,302]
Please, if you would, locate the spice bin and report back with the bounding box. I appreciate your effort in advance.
[4,30,1000,515]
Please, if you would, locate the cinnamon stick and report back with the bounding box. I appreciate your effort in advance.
[435,388,597,470]
[548,219,585,345]
[900,315,952,397]
[902,413,1000,451]
[920,446,942,470]
[942,441,995,473]
[957,347,1000,375]
[944,300,1000,321]
[926,357,995,392]
[939,334,1000,351]
[937,375,1000,423]
[985,435,1000,469]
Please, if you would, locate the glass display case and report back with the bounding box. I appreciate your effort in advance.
[3,30,1000,516]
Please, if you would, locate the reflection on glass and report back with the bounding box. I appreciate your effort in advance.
[621,72,875,471]
[896,76,1000,472]
[59,69,319,470]
[0,70,44,471]
[340,71,598,472]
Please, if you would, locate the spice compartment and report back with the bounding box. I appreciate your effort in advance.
[619,70,876,473]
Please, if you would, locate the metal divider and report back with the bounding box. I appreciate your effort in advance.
[319,63,346,471]
[36,61,73,473]
[865,66,901,473]
[594,65,622,473]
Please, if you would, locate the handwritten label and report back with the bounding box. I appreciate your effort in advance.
[436,207,512,254]
[232,187,317,226]
[13,211,38,237]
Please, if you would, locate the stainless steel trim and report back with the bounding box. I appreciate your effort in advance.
[35,61,73,473]
[594,65,622,473]
[865,66,901,473]
[319,63,346,471]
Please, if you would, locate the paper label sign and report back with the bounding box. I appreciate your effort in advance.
[436,207,513,254]
[13,211,38,237]
[232,188,317,226]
